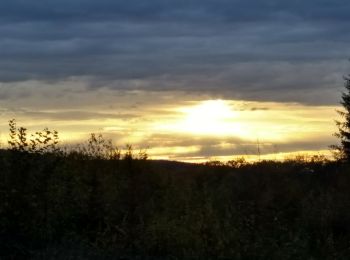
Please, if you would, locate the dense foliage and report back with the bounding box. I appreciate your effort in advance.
[1,121,350,259]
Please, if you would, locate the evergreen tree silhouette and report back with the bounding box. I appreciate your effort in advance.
[335,74,350,161]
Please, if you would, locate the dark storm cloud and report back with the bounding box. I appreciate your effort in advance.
[0,0,349,104]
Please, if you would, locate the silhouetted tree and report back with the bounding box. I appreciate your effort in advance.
[8,119,60,154]
[334,75,350,161]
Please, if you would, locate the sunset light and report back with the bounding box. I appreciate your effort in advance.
[0,0,345,162]
[3,1,350,257]
[168,99,243,136]
[0,96,339,162]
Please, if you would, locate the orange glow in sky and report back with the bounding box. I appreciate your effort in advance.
[0,93,340,162]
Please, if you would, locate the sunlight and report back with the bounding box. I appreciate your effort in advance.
[1,95,339,162]
[171,99,244,136]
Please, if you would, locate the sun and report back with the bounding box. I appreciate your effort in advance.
[171,99,243,136]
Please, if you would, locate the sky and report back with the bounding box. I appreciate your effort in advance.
[0,0,348,161]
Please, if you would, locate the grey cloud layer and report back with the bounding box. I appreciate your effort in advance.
[2,1,350,23]
[0,0,349,104]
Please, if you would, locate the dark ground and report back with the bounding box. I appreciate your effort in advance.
[1,149,350,259]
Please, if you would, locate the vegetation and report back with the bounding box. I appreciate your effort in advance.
[0,120,350,259]
[334,74,350,162]
[1,120,350,259]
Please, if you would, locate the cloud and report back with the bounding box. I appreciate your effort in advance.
[0,0,349,105]
[2,1,350,23]
[134,131,335,158]
[6,109,136,121]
